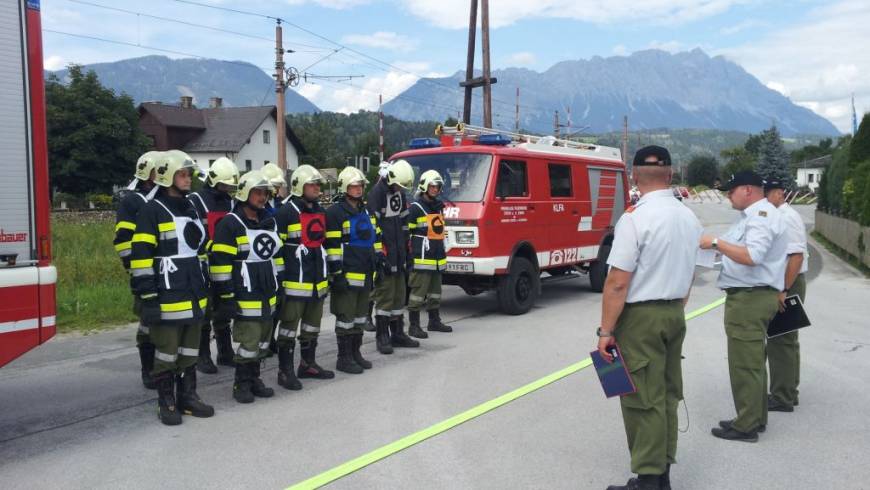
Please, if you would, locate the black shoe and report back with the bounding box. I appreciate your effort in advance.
[606,474,661,490]
[277,342,303,390]
[176,366,214,417]
[297,339,335,379]
[233,363,255,404]
[426,309,453,332]
[196,329,218,374]
[336,335,364,374]
[138,343,157,390]
[215,328,236,367]
[718,419,766,433]
[251,362,274,398]
[351,333,372,369]
[711,425,758,442]
[375,316,393,355]
[768,395,794,412]
[390,317,420,348]
[408,310,428,339]
[155,372,182,426]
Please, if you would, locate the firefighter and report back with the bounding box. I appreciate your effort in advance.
[189,157,240,374]
[260,162,288,356]
[130,150,213,426]
[210,170,281,403]
[407,170,453,338]
[115,150,161,389]
[367,159,418,353]
[275,164,332,387]
[326,166,386,373]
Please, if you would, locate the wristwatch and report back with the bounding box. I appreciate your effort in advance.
[711,238,719,250]
[596,327,613,338]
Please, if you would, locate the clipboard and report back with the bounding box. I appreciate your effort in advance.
[590,344,637,398]
[767,295,811,338]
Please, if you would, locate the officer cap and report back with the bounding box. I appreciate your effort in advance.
[763,179,786,192]
[719,170,764,191]
[633,145,672,167]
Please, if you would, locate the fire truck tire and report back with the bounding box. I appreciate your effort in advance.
[497,257,539,315]
[588,245,611,293]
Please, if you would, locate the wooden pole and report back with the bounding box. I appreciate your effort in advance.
[275,21,288,173]
[481,0,493,128]
[462,0,478,124]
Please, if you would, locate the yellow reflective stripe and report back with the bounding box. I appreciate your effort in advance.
[283,281,314,290]
[209,265,233,274]
[161,300,193,312]
[369,217,377,224]
[279,233,288,240]
[287,223,302,232]
[211,243,238,255]
[274,257,285,265]
[316,281,328,291]
[416,217,427,223]
[376,227,382,234]
[269,296,278,306]
[326,248,343,256]
[132,233,157,245]
[238,300,263,309]
[114,241,132,252]
[437,259,448,265]
[130,258,154,269]
[236,235,249,245]
[326,231,342,238]
[408,223,417,229]
[198,254,207,261]
[115,221,136,232]
[346,272,366,281]
[158,222,175,232]
[199,297,208,309]
[206,239,213,250]
[373,242,383,251]
[415,258,437,265]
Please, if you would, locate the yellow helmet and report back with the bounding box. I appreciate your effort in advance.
[153,150,198,188]
[387,159,415,190]
[289,164,324,197]
[417,169,444,193]
[206,157,240,188]
[261,162,287,189]
[235,170,272,202]
[337,166,369,193]
[134,151,161,181]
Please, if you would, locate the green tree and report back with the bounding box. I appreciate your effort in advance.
[849,113,870,166]
[720,146,756,179]
[46,65,150,195]
[686,154,719,187]
[755,125,794,188]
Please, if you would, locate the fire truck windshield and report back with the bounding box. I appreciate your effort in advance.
[403,153,493,202]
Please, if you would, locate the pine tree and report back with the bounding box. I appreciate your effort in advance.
[754,125,794,189]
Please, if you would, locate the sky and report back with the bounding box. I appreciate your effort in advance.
[41,0,870,133]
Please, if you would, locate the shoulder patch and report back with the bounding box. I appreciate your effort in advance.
[758,210,767,217]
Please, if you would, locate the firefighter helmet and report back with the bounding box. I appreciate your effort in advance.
[153,150,198,188]
[261,162,287,189]
[235,170,272,202]
[417,169,444,193]
[206,157,240,188]
[289,165,324,197]
[337,166,368,193]
[387,159,414,190]
[134,151,161,181]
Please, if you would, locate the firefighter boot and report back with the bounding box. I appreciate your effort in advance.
[390,317,420,348]
[155,372,182,426]
[408,310,428,339]
[196,328,218,374]
[375,315,393,355]
[352,333,372,369]
[363,301,375,332]
[176,366,214,418]
[138,343,157,390]
[277,341,303,390]
[427,309,453,332]
[214,327,236,367]
[336,335,364,374]
[297,339,335,379]
[250,361,275,398]
[606,475,662,490]
[232,363,255,404]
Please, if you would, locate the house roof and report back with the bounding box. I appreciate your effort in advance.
[793,154,832,169]
[138,103,205,129]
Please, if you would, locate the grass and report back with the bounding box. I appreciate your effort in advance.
[811,230,870,278]
[53,212,137,333]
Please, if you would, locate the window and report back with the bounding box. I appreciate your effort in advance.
[245,159,252,171]
[496,160,528,198]
[263,130,271,144]
[548,164,572,197]
[808,173,814,183]
[402,153,493,202]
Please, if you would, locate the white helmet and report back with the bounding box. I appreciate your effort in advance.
[235,170,272,202]
[261,162,287,189]
[337,166,369,193]
[289,164,324,197]
[386,159,414,190]
[206,157,240,189]
[417,169,444,193]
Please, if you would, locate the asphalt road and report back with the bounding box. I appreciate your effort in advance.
[1,202,868,490]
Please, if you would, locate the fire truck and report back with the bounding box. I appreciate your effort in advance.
[0,0,55,367]
[390,124,628,315]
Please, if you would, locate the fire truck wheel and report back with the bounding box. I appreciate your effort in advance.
[588,245,611,293]
[497,257,539,315]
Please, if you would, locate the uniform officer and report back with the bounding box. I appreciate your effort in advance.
[700,170,787,442]
[598,146,703,490]
[763,179,807,413]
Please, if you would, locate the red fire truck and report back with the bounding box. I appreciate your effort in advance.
[0,0,55,367]
[390,124,628,315]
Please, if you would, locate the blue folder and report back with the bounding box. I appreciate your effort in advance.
[590,344,637,398]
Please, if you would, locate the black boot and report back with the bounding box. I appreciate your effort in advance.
[352,333,372,369]
[277,342,302,390]
[390,317,420,348]
[336,335,364,374]
[297,339,335,379]
[155,372,182,426]
[232,363,255,404]
[176,366,214,417]
[215,328,236,367]
[138,343,157,390]
[363,302,376,332]
[660,464,671,490]
[375,316,393,354]
[427,309,453,332]
[196,328,218,374]
[408,310,428,339]
[250,361,274,398]
[606,474,661,490]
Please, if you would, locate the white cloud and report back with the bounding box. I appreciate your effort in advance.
[44,55,66,71]
[645,40,683,53]
[612,44,629,56]
[505,51,537,66]
[295,70,423,113]
[341,31,417,52]
[719,18,766,35]
[766,81,789,97]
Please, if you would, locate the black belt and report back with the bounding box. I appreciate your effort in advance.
[724,286,777,294]
[625,299,683,306]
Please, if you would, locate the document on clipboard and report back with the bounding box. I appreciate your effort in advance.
[767,295,811,338]
[590,344,637,398]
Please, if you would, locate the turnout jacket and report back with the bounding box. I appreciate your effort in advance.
[130,191,209,324]
[366,180,410,272]
[325,198,383,289]
[209,207,282,322]
[408,196,447,272]
[276,196,329,301]
[114,188,150,271]
[188,185,234,246]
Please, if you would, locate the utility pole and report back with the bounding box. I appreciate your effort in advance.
[554,110,560,140]
[275,20,287,174]
[459,0,497,127]
[480,0,493,128]
[622,115,629,170]
[378,94,385,164]
[515,87,520,132]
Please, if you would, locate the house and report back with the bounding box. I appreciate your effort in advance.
[138,96,305,173]
[793,154,831,192]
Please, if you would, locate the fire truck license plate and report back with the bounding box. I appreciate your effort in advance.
[445,262,474,274]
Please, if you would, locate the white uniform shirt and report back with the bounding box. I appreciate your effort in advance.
[607,189,703,303]
[716,198,787,290]
[779,203,809,274]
